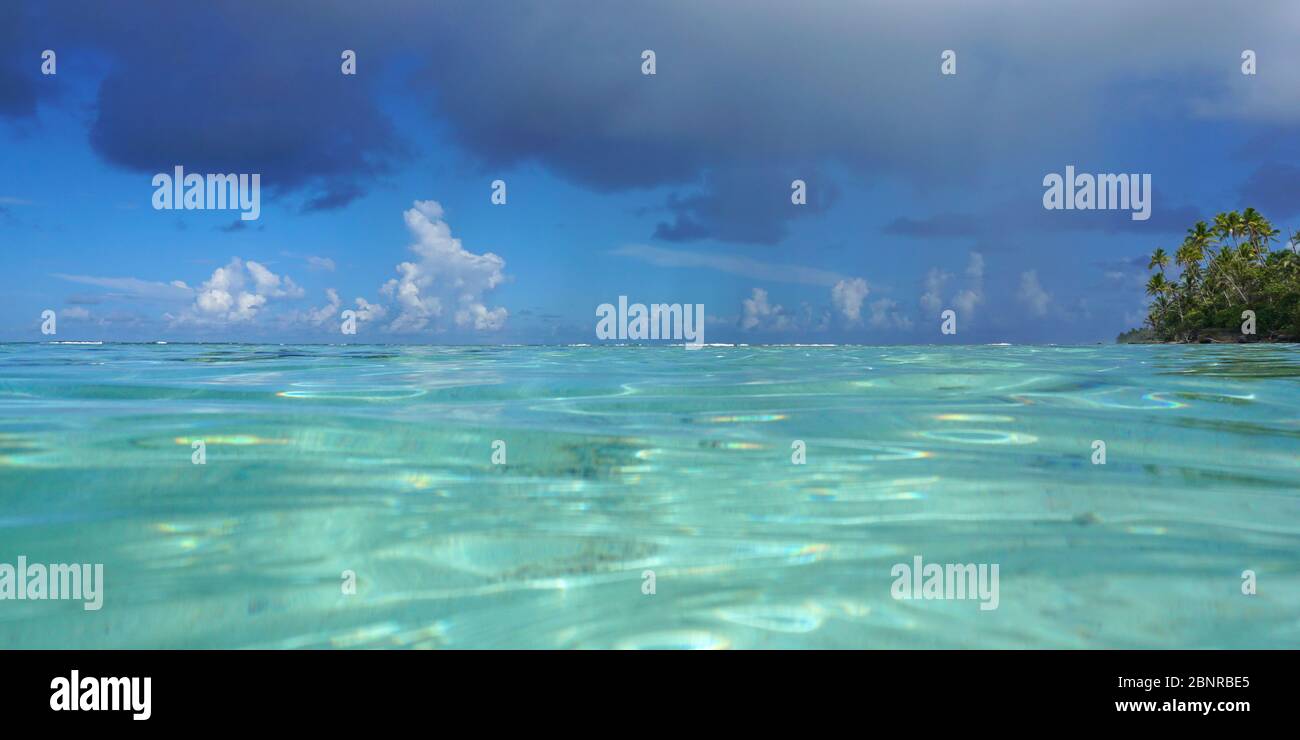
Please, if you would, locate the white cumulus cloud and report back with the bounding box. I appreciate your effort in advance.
[381,201,507,333]
[171,257,303,326]
[739,288,830,332]
[920,251,984,322]
[293,288,388,330]
[868,297,913,330]
[741,287,788,330]
[831,277,869,326]
[1018,270,1051,317]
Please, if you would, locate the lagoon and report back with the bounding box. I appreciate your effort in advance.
[0,343,1297,648]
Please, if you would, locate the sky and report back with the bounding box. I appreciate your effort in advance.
[2,0,1299,344]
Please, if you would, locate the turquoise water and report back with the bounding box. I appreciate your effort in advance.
[0,343,1297,649]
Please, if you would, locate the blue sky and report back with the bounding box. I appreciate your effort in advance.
[3,1,1299,343]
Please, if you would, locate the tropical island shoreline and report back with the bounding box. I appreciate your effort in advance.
[1116,208,1299,344]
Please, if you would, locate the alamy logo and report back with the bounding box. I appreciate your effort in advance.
[596,297,704,349]
[1043,165,1151,221]
[50,670,151,720]
[0,556,103,610]
[152,166,261,221]
[890,555,999,611]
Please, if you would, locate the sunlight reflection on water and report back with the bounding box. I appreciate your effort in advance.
[0,343,1297,648]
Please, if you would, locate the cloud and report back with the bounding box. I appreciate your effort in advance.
[613,244,849,286]
[739,288,828,332]
[887,198,1204,238]
[60,306,90,320]
[23,1,1300,242]
[170,257,302,325]
[617,242,872,326]
[1017,270,1051,317]
[741,288,787,331]
[301,288,341,327]
[1238,163,1300,220]
[652,167,837,244]
[0,4,40,118]
[953,253,984,318]
[306,256,336,272]
[353,296,386,323]
[16,2,1279,242]
[381,201,507,333]
[919,252,984,321]
[868,298,913,330]
[58,261,390,335]
[953,289,981,318]
[291,288,386,331]
[831,278,869,325]
[246,260,304,299]
[34,3,405,210]
[920,268,949,316]
[303,182,366,212]
[884,213,980,238]
[403,1,1300,242]
[53,273,193,302]
[294,288,383,327]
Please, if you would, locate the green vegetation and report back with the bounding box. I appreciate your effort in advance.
[1115,327,1155,344]
[1128,209,1300,343]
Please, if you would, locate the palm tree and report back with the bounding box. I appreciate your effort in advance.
[1148,248,1169,275]
[1241,208,1271,241]
[1214,211,1244,246]
[1145,273,1168,297]
[1174,239,1205,305]
[1240,208,1277,265]
[1186,221,1213,253]
[1175,240,1203,275]
[1144,274,1171,333]
[1141,208,1299,342]
[1178,221,1215,301]
[1208,244,1248,304]
[1147,294,1171,334]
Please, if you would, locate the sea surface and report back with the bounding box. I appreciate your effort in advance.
[0,343,1297,649]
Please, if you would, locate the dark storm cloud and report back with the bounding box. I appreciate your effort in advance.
[0,3,41,117]
[1236,127,1300,162]
[887,199,1203,238]
[653,168,838,244]
[18,0,1300,236]
[884,213,980,238]
[1049,202,1205,235]
[302,182,367,213]
[1238,163,1300,220]
[401,0,1300,245]
[408,2,996,243]
[36,1,406,211]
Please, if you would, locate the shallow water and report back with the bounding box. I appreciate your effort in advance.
[0,343,1297,648]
